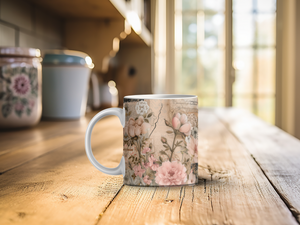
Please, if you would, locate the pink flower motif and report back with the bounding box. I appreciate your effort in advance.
[179,123,192,136]
[10,74,31,97]
[161,137,167,143]
[148,155,155,164]
[155,161,187,186]
[141,122,151,134]
[151,163,160,171]
[134,124,142,136]
[171,113,192,136]
[174,113,181,119]
[145,155,159,171]
[180,114,188,125]
[142,161,149,169]
[136,116,144,126]
[29,99,35,108]
[187,170,196,184]
[142,147,151,154]
[129,125,135,137]
[187,136,198,163]
[172,116,181,129]
[128,117,136,126]
[14,102,24,111]
[133,164,145,178]
[124,125,129,135]
[143,175,152,185]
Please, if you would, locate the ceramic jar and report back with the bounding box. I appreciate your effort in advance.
[42,50,93,119]
[0,47,42,128]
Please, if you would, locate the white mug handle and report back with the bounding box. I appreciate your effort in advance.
[85,107,126,176]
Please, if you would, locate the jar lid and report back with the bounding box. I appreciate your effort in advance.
[42,50,94,68]
[0,47,41,57]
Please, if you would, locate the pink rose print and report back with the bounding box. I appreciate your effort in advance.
[143,175,151,185]
[133,164,145,178]
[129,125,135,137]
[14,102,24,111]
[148,155,160,171]
[155,161,187,186]
[142,161,149,169]
[141,122,151,134]
[29,99,35,109]
[180,114,188,125]
[179,123,192,136]
[124,116,151,137]
[172,113,192,136]
[174,113,181,119]
[136,116,144,126]
[10,74,31,97]
[143,155,159,171]
[0,65,38,118]
[172,116,181,129]
[134,124,142,136]
[128,117,136,125]
[142,147,151,154]
[124,126,129,135]
[123,99,198,186]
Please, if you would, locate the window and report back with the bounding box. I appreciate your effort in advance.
[174,0,276,124]
[232,0,276,124]
[175,0,225,107]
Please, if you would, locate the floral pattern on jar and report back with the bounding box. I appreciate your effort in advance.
[0,64,38,118]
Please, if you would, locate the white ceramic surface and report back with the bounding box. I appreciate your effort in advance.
[42,66,91,119]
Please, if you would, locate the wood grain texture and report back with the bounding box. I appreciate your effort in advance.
[97,110,297,225]
[0,109,299,224]
[215,108,300,223]
[0,114,124,225]
[0,113,96,158]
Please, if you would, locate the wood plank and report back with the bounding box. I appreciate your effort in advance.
[0,114,118,173]
[0,112,97,156]
[98,110,297,225]
[0,134,78,173]
[215,108,300,223]
[0,115,124,225]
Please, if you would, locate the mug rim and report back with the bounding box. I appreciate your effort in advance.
[124,94,197,100]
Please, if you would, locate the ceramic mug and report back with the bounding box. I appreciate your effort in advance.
[85,94,198,186]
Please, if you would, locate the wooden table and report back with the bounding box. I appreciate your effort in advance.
[1,108,300,225]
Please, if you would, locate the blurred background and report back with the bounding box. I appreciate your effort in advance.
[0,0,299,138]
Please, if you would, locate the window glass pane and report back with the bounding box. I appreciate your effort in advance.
[256,14,276,46]
[257,0,276,13]
[182,0,197,11]
[233,96,253,113]
[198,0,225,12]
[203,13,225,48]
[233,14,254,47]
[198,48,224,94]
[233,0,253,13]
[179,48,198,93]
[175,50,183,92]
[233,49,253,94]
[257,97,275,124]
[182,14,197,46]
[257,48,275,94]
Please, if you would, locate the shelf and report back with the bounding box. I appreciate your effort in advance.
[28,0,152,47]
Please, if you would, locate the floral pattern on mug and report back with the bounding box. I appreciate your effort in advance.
[0,64,38,118]
[123,98,198,186]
